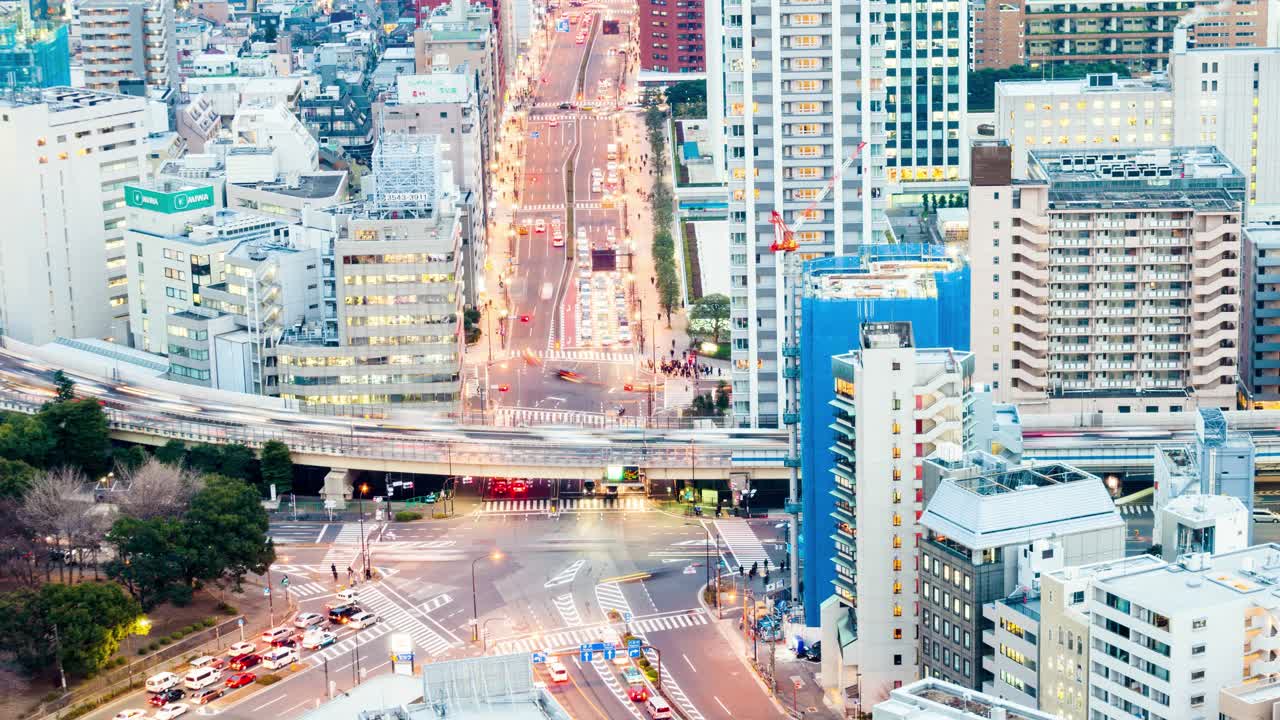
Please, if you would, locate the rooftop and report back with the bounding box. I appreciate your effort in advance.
[996,72,1168,97]
[1222,676,1280,707]
[861,321,915,350]
[1163,493,1248,527]
[1093,543,1280,615]
[874,679,1055,720]
[1029,147,1246,212]
[0,85,142,112]
[803,245,964,302]
[232,172,346,200]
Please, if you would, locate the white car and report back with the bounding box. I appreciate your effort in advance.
[348,611,380,629]
[302,631,338,650]
[260,627,292,644]
[153,705,189,720]
[113,711,148,720]
[293,612,325,629]
[548,660,569,683]
[226,641,256,657]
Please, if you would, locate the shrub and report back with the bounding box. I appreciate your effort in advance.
[203,618,217,628]
[394,511,423,522]
[158,638,170,646]
[136,648,147,656]
[218,602,239,615]
[257,673,282,686]
[147,642,159,651]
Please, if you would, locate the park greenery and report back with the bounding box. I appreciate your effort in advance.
[643,89,682,325]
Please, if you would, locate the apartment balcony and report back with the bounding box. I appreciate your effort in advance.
[1144,341,1186,352]
[1095,271,1138,282]
[1093,324,1138,335]
[1192,273,1240,298]
[1249,631,1280,654]
[1049,360,1089,371]
[1191,345,1237,368]
[1049,289,1090,300]
[1093,342,1136,352]
[1251,656,1280,677]
[918,369,962,396]
[1141,305,1187,317]
[1051,253,1092,264]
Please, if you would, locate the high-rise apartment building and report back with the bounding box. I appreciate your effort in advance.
[78,0,176,96]
[0,87,148,344]
[637,0,705,73]
[1244,223,1280,407]
[969,143,1245,414]
[721,0,889,427]
[819,321,973,711]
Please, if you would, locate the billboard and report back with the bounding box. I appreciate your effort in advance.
[125,184,215,214]
[397,74,469,105]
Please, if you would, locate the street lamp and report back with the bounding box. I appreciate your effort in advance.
[357,482,371,579]
[686,522,719,612]
[471,550,504,642]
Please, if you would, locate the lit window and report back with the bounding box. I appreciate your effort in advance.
[791,13,821,25]
[793,167,822,179]
[791,57,821,71]
[893,535,902,549]
[792,123,821,136]
[893,605,903,617]
[892,513,902,527]
[793,101,821,114]
[892,581,902,594]
[892,447,901,459]
[893,558,902,571]
[791,35,821,48]
[791,79,821,93]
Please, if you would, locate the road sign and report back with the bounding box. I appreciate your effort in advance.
[281,576,290,586]
[623,612,632,623]
[766,580,783,592]
[237,618,244,627]
[531,131,541,139]
[532,652,547,664]
[629,646,642,658]
[603,645,616,661]
[323,499,336,509]
[263,587,270,596]
[556,17,570,31]
[579,644,592,662]
[683,565,696,575]
[628,638,642,658]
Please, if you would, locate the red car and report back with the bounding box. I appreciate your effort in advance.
[228,653,262,671]
[225,672,256,689]
[149,688,184,707]
[628,685,650,702]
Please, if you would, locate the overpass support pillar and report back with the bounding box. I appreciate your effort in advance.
[322,467,354,509]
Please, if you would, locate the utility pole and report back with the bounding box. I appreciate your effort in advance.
[52,623,66,690]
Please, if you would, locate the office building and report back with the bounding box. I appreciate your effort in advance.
[1170,46,1280,207]
[1244,223,1280,407]
[917,455,1124,693]
[300,83,374,156]
[969,144,1246,414]
[0,17,70,90]
[284,135,463,411]
[819,322,973,711]
[721,0,889,427]
[982,589,1042,708]
[77,0,176,96]
[637,0,704,73]
[1152,408,1256,540]
[230,100,319,175]
[882,0,968,189]
[1158,493,1249,561]
[1088,544,1280,720]
[1036,555,1165,720]
[799,246,971,625]
[994,74,1174,178]
[0,87,148,344]
[414,0,498,156]
[871,679,1054,720]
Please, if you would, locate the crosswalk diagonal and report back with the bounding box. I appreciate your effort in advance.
[713,519,770,569]
[490,610,711,656]
[306,624,391,666]
[1118,504,1152,516]
[355,587,454,657]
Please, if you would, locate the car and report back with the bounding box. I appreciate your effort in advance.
[225,672,256,689]
[225,641,256,657]
[270,636,300,649]
[512,480,528,495]
[328,605,361,624]
[1254,507,1280,523]
[628,683,650,702]
[260,627,292,644]
[337,588,360,604]
[558,102,573,109]
[153,705,189,720]
[293,612,325,629]
[114,710,149,720]
[517,223,529,235]
[549,119,559,127]
[534,219,546,233]
[228,653,262,671]
[302,630,338,650]
[191,686,224,705]
[576,35,585,44]
[348,611,379,629]
[557,369,584,383]
[803,641,821,662]
[548,660,569,683]
[149,688,185,707]
[188,656,224,672]
[145,672,181,694]
[552,230,565,247]
[591,167,603,179]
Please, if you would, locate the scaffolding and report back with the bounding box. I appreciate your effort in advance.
[371,133,442,218]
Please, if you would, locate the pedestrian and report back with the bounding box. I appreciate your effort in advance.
[331,563,338,582]
[750,560,759,576]
[739,564,745,577]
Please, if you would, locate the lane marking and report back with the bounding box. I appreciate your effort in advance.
[715,696,731,715]
[683,653,697,672]
[315,523,329,543]
[251,695,286,711]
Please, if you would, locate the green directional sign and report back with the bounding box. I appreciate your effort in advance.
[281,575,290,586]
[125,184,215,214]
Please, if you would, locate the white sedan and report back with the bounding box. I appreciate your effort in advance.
[302,631,338,650]
[225,641,256,657]
[293,612,325,629]
[113,711,148,720]
[153,705,189,720]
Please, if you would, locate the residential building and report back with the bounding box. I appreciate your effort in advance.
[284,134,463,411]
[1220,677,1280,720]
[300,83,374,157]
[968,143,1246,414]
[882,0,968,190]
[0,87,148,344]
[414,0,498,164]
[77,0,176,96]
[799,246,971,626]
[1170,46,1280,207]
[230,99,319,175]
[969,0,1022,71]
[819,322,973,711]
[1037,555,1165,720]
[917,455,1125,693]
[994,73,1174,178]
[871,679,1054,720]
[175,95,219,153]
[1152,408,1256,540]
[1088,544,1280,720]
[637,0,705,74]
[413,0,510,100]
[720,0,890,427]
[1158,493,1249,561]
[1244,223,1280,406]
[983,593,1042,708]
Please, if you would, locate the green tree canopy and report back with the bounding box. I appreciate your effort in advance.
[690,294,730,344]
[183,475,274,591]
[0,412,56,468]
[0,582,142,678]
[104,516,188,610]
[37,399,112,477]
[259,441,293,496]
[154,439,186,466]
[0,457,38,501]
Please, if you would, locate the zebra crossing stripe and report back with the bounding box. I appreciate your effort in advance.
[713,519,770,567]
[545,559,586,588]
[553,593,583,627]
[358,588,453,656]
[288,582,328,598]
[307,624,391,666]
[421,593,453,614]
[478,497,649,515]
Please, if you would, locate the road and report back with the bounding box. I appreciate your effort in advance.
[84,505,795,720]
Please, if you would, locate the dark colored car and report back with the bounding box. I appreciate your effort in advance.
[328,605,360,624]
[191,686,224,705]
[148,688,185,707]
[270,636,300,649]
[225,672,257,689]
[228,653,262,671]
[803,641,821,663]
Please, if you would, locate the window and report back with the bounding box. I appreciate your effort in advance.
[893,628,903,640]
[793,167,822,179]
[893,653,903,665]
[793,145,823,158]
[791,79,821,93]
[1191,644,1205,656]
[1190,694,1204,707]
[793,101,821,114]
[893,535,902,549]
[793,123,821,136]
[791,35,821,48]
[893,558,902,571]
[1190,669,1205,681]
[790,12,821,25]
[791,57,821,71]
[893,604,903,617]
[1192,617,1207,630]
[892,581,902,594]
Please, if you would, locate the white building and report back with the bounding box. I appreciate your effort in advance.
[872,679,1053,720]
[1158,493,1250,561]
[995,73,1174,178]
[718,0,890,427]
[77,0,176,96]
[230,100,319,175]
[1088,545,1280,720]
[0,87,148,344]
[821,322,974,711]
[968,144,1246,414]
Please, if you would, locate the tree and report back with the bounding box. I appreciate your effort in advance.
[690,294,730,344]
[259,441,294,496]
[182,475,274,592]
[37,399,113,478]
[218,444,258,484]
[21,468,94,582]
[664,80,706,107]
[154,439,187,466]
[715,382,731,414]
[115,459,203,521]
[0,413,56,468]
[0,582,142,678]
[51,370,75,402]
[113,445,148,473]
[0,458,38,501]
[104,516,187,609]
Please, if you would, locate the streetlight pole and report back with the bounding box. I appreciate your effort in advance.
[471,550,504,642]
[357,483,370,580]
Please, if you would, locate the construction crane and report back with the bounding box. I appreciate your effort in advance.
[768,140,866,616]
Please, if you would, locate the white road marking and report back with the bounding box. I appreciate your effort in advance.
[715,697,731,715]
[683,653,697,672]
[315,523,330,543]
[252,695,286,711]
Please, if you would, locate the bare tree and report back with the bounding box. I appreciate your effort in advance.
[114,458,204,521]
[20,468,92,583]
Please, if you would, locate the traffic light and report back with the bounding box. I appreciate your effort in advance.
[624,383,634,391]
[498,384,510,393]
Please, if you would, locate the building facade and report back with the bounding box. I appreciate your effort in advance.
[871,679,1054,720]
[820,322,973,711]
[721,0,889,427]
[77,0,176,96]
[969,144,1246,414]
[637,0,705,73]
[1244,223,1280,406]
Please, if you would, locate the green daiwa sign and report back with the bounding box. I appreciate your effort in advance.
[125,184,216,214]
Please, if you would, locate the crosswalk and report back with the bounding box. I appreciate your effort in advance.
[1118,504,1152,516]
[492,610,711,655]
[516,202,608,212]
[421,593,453,614]
[714,519,771,569]
[548,590,644,720]
[494,407,650,428]
[595,582,628,616]
[541,348,636,363]
[544,559,586,588]
[478,497,649,514]
[322,523,366,568]
[351,587,454,658]
[305,623,391,666]
[286,581,329,599]
[268,523,326,544]
[364,540,459,562]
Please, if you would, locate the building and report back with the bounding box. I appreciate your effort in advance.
[77,0,176,96]
[1244,223,1280,406]
[1170,46,1280,207]
[968,143,1246,414]
[1158,493,1250,561]
[284,134,463,411]
[1221,677,1280,720]
[300,83,374,157]
[994,74,1174,178]
[819,322,973,711]
[413,0,498,153]
[230,100,319,175]
[983,590,1042,707]
[1152,408,1256,541]
[1036,555,1165,720]
[1088,544,1280,720]
[0,87,148,344]
[637,0,704,74]
[871,679,1054,720]
[0,16,70,90]
[883,0,968,190]
[175,95,219,154]
[720,0,889,427]
[917,455,1124,694]
[970,0,1269,72]
[799,247,971,625]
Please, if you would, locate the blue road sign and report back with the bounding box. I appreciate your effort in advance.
[623,612,632,623]
[603,645,616,661]
[580,648,593,662]
[532,652,547,664]
[556,18,570,31]
[628,639,642,649]
[237,618,244,627]
[590,642,607,651]
[531,131,541,139]
[629,646,642,658]
[263,587,270,596]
